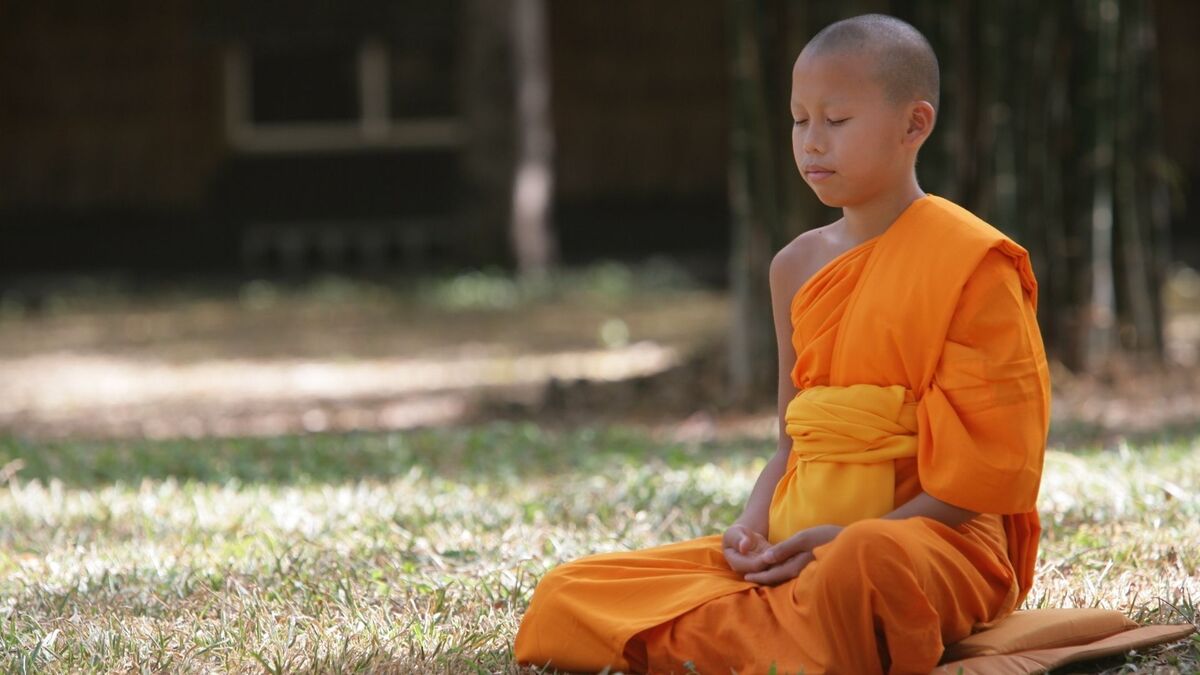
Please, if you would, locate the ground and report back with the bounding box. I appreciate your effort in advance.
[0,262,1198,672]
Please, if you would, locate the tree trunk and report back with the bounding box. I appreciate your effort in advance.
[510,0,558,280]
[727,0,780,407]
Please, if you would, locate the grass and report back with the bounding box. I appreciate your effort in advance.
[0,257,704,320]
[0,425,1197,673]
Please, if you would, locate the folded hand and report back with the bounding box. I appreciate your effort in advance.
[721,523,772,574]
[742,524,844,586]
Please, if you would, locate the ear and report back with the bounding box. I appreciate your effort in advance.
[903,101,936,149]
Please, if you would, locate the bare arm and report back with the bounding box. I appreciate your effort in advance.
[883,490,979,528]
[734,251,799,536]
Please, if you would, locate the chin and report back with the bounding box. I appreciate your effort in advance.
[808,186,848,208]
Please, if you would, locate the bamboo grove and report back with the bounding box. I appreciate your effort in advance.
[728,0,1176,399]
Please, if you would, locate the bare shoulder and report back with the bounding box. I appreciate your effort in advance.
[770,221,842,302]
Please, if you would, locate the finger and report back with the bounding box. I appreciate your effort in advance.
[762,533,812,565]
[745,563,795,586]
[738,535,750,555]
[723,547,770,574]
[743,563,793,586]
[722,548,752,574]
[722,526,743,550]
[725,547,769,573]
[744,552,814,586]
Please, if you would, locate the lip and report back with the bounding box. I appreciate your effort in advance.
[803,166,835,183]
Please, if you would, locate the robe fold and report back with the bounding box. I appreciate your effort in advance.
[513,195,1051,674]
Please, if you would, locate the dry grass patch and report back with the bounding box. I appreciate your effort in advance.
[0,426,1197,673]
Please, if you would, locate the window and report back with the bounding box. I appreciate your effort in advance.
[223,37,459,153]
[250,42,360,124]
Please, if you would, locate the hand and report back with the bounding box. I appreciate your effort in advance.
[743,524,844,586]
[722,523,772,574]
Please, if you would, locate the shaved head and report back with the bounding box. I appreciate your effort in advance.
[801,13,939,112]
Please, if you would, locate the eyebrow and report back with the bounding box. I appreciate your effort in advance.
[790,96,851,110]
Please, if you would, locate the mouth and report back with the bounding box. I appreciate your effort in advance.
[804,167,835,183]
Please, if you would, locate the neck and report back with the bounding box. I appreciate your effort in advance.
[840,175,926,241]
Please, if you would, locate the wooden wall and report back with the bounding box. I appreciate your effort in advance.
[548,2,728,200]
[546,1,731,261]
[1154,0,1200,261]
[0,1,224,210]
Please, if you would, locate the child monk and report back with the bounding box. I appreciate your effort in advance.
[514,13,1050,674]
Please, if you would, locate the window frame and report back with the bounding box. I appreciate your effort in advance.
[222,38,460,153]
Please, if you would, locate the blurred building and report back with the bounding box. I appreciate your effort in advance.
[1,1,1197,279]
[0,1,729,277]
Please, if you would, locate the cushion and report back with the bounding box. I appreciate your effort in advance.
[934,622,1196,675]
[942,608,1137,660]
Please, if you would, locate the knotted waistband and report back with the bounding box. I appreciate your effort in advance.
[786,383,918,461]
[767,383,919,543]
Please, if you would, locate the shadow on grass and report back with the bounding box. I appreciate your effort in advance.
[5,412,1198,490]
[0,422,772,489]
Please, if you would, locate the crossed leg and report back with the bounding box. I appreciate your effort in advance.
[625,515,1019,675]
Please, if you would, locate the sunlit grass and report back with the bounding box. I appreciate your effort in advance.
[0,426,1197,672]
[0,260,731,442]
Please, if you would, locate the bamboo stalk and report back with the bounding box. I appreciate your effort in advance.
[1113,0,1157,357]
[1084,0,1119,374]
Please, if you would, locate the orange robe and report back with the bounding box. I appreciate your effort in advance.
[513,195,1051,674]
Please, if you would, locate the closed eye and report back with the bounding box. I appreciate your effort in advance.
[793,119,809,127]
[828,118,849,126]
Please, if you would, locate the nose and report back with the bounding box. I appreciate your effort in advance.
[801,125,825,155]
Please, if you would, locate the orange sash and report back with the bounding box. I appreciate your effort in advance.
[768,383,918,543]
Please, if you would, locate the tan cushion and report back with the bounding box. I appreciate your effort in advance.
[934,623,1197,675]
[942,608,1137,660]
